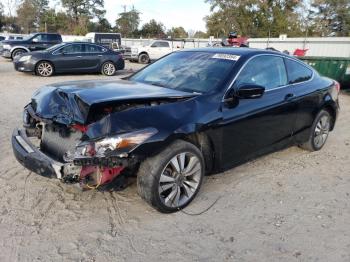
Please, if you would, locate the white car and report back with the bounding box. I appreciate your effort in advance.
[125,40,178,64]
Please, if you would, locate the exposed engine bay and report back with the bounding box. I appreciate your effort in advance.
[21,101,164,190]
[12,79,198,192]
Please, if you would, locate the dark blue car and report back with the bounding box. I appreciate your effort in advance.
[13,42,125,77]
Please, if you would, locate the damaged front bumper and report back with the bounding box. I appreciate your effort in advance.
[12,128,64,178]
[12,128,137,186]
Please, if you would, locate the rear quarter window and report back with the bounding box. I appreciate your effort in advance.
[285,59,313,84]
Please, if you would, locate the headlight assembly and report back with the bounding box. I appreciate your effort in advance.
[77,128,158,157]
[19,55,32,62]
[3,44,11,50]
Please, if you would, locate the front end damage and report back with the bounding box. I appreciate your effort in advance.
[12,108,150,190]
[12,80,199,190]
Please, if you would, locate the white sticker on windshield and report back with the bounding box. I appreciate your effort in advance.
[212,54,240,61]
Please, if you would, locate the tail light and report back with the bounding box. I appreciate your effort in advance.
[334,81,341,92]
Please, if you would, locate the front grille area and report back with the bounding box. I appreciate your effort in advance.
[41,126,82,161]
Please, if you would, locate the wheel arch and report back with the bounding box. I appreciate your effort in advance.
[10,47,29,58]
[10,46,30,53]
[181,132,215,174]
[322,103,337,131]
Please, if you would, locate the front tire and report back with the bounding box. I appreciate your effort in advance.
[101,61,116,76]
[137,140,205,213]
[35,61,54,77]
[300,109,332,151]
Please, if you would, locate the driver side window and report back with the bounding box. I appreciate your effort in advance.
[33,34,47,42]
[60,44,83,54]
[236,55,288,90]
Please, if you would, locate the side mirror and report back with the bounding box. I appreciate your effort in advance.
[32,38,38,43]
[236,84,265,99]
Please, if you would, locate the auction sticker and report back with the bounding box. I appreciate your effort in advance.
[212,53,240,61]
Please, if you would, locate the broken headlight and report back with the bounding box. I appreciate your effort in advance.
[78,128,158,157]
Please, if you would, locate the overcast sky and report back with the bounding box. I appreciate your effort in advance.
[3,0,211,31]
[104,0,210,31]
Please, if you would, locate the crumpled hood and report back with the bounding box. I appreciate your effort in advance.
[30,79,196,125]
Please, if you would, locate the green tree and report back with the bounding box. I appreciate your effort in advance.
[39,9,72,33]
[61,0,105,24]
[167,26,188,38]
[311,0,350,36]
[193,31,208,38]
[0,2,4,31]
[205,0,304,38]
[16,0,37,33]
[140,19,166,38]
[115,8,140,37]
[89,18,112,32]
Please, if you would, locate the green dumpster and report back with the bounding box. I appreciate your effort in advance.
[299,57,350,89]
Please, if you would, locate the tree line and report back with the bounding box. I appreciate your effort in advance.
[0,0,349,38]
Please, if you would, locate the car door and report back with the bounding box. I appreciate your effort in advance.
[157,41,172,58]
[29,34,48,51]
[283,58,317,143]
[220,55,298,168]
[83,44,106,71]
[149,41,171,59]
[52,44,85,72]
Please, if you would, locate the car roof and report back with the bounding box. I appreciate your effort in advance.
[63,42,105,45]
[182,47,287,57]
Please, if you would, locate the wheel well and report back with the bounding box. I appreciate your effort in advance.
[182,133,215,174]
[139,52,149,57]
[11,48,27,58]
[323,105,336,130]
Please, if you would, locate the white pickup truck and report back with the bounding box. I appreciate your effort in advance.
[124,40,180,64]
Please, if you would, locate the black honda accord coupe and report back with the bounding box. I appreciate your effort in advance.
[12,48,339,213]
[13,42,125,77]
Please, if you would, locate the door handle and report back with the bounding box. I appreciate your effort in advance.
[285,93,294,101]
[98,55,102,57]
[76,56,82,58]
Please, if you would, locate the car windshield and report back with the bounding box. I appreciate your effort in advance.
[23,33,35,40]
[129,51,238,93]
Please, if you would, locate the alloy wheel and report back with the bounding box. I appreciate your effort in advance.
[103,62,115,76]
[37,62,53,77]
[158,152,202,208]
[314,114,330,148]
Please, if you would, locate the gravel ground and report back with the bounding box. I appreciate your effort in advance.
[0,58,350,262]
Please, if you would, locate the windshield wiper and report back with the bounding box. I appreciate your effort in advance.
[148,82,166,87]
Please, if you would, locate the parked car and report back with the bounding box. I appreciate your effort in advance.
[124,40,179,63]
[12,48,339,213]
[1,32,62,59]
[13,42,125,77]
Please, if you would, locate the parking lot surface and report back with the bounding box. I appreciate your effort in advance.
[0,58,350,261]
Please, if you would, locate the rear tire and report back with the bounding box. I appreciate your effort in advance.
[138,53,150,64]
[299,109,332,151]
[35,61,54,77]
[137,140,205,213]
[101,61,116,76]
